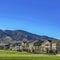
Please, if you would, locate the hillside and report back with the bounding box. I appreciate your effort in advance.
[0,30,58,44]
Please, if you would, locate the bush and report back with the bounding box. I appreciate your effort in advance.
[17,50,22,52]
[49,50,57,55]
[49,50,54,53]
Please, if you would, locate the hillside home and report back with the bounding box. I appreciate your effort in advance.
[33,40,43,53]
[22,40,28,51]
[28,40,35,53]
[9,42,23,51]
[52,39,57,51]
[41,40,51,53]
[41,39,57,53]
[4,43,11,50]
[28,40,43,53]
[56,40,60,54]
[0,43,6,49]
[0,43,10,50]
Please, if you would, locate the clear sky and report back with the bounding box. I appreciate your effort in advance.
[0,0,60,39]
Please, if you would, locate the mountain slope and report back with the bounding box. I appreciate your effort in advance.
[0,30,58,43]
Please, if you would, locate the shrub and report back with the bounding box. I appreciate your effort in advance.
[49,50,57,55]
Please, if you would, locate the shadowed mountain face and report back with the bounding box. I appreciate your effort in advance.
[0,30,58,43]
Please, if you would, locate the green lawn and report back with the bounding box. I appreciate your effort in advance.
[0,50,60,60]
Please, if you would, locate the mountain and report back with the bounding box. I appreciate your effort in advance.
[0,30,58,43]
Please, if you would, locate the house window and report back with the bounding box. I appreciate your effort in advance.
[45,44,49,46]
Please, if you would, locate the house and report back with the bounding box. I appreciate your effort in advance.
[9,42,23,51]
[41,40,51,53]
[52,39,57,51]
[4,43,11,50]
[28,40,52,53]
[56,40,60,54]
[0,43,10,50]
[22,40,29,51]
[0,43,6,49]
[28,40,35,53]
[28,40,43,53]
[33,40,43,53]
[41,39,57,53]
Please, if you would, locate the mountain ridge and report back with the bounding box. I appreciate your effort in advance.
[0,29,59,44]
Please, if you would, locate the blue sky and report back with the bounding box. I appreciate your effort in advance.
[0,0,60,39]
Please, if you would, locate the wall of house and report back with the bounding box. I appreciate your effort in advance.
[41,40,51,53]
[56,41,60,54]
[52,43,56,50]
[28,43,35,52]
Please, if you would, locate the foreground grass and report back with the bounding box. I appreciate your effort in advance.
[0,50,60,60]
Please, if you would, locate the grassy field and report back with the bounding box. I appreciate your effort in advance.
[0,50,60,60]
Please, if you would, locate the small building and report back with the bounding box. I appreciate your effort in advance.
[52,39,57,51]
[28,40,35,53]
[56,40,60,54]
[41,40,51,53]
[4,43,11,50]
[28,40,43,53]
[22,40,29,51]
[9,42,23,51]
[33,40,43,53]
[0,43,6,49]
